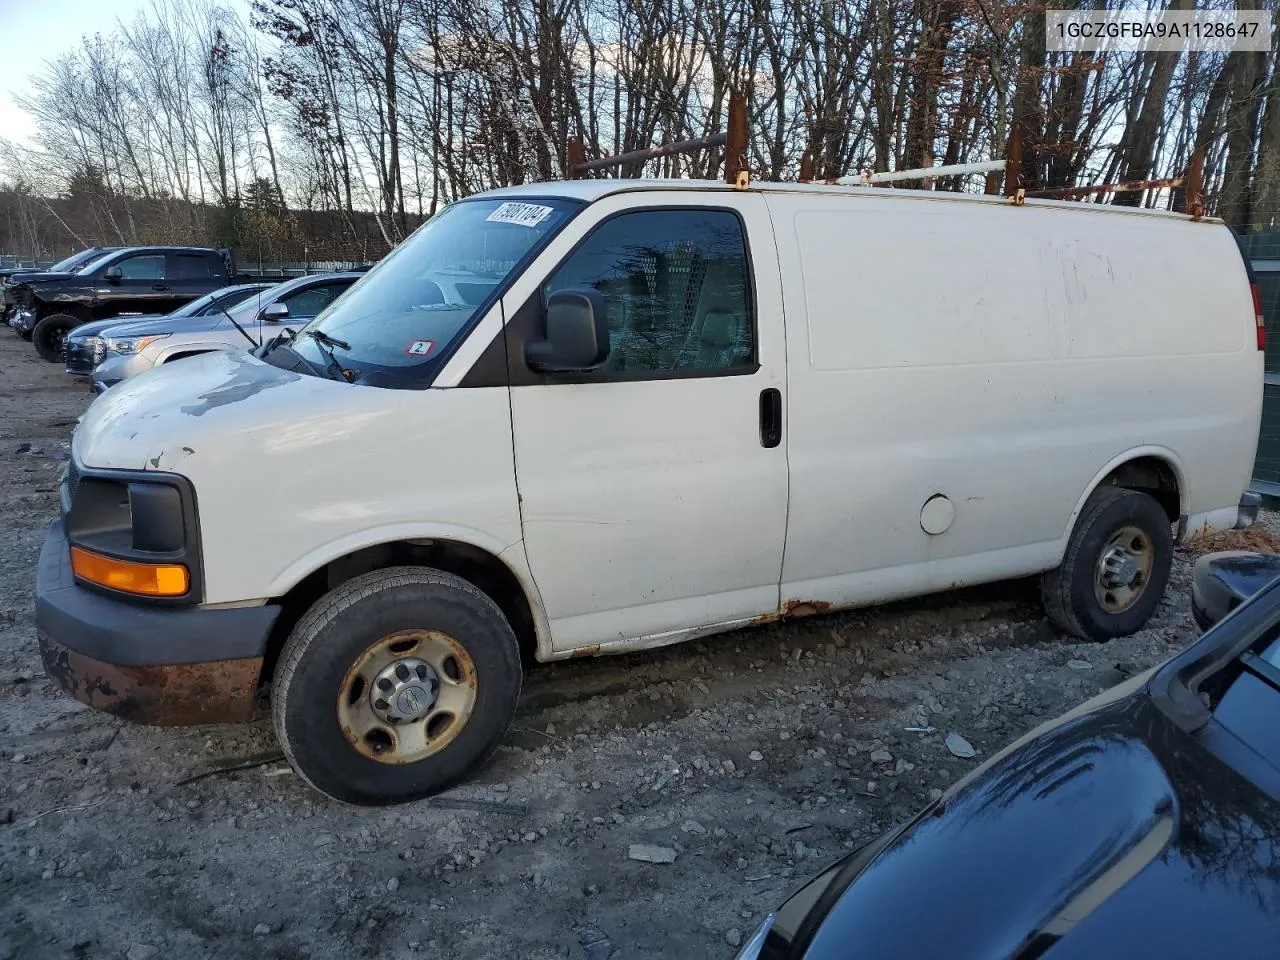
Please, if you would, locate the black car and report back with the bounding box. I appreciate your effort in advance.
[1192,549,1280,630]
[63,282,277,377]
[1,247,121,331]
[741,567,1280,959]
[9,246,242,362]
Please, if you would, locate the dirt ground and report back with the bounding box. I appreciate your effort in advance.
[0,329,1274,960]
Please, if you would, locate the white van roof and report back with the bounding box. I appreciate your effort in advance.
[479,178,1220,223]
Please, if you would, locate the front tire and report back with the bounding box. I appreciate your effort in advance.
[32,313,80,362]
[272,567,523,805]
[1042,487,1173,640]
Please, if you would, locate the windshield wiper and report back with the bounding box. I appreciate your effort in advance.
[300,329,355,383]
[306,329,350,351]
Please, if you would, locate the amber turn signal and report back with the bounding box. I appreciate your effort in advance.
[70,546,189,597]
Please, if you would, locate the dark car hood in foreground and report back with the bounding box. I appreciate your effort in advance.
[771,685,1280,959]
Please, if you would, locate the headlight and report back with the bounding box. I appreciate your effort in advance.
[64,468,201,601]
[106,333,169,355]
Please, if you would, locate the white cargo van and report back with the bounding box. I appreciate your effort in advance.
[37,180,1263,804]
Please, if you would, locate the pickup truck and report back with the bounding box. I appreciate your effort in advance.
[2,247,121,331]
[9,246,244,361]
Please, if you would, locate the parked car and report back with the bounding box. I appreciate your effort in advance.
[39,181,1263,805]
[1192,547,1280,629]
[89,272,361,392]
[64,282,278,378]
[2,247,122,331]
[8,245,242,361]
[735,564,1280,960]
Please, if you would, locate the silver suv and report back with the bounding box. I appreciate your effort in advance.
[91,272,363,392]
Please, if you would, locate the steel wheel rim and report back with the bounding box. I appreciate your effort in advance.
[337,629,477,765]
[1093,525,1154,614]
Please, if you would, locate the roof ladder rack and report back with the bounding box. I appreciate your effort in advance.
[799,158,1007,187]
[565,90,749,188]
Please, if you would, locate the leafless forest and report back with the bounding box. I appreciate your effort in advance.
[2,0,1280,260]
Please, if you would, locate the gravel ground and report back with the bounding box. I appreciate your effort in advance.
[1,330,1275,960]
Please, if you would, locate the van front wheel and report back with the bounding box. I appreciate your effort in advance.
[1042,487,1173,641]
[272,567,523,805]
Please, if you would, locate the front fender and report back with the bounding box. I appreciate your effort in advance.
[265,524,553,659]
[35,285,93,308]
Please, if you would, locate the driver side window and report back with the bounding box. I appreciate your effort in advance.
[542,209,755,376]
[281,283,347,319]
[116,254,165,281]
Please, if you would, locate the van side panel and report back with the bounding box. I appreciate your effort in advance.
[1050,214,1260,524]
[768,191,1260,609]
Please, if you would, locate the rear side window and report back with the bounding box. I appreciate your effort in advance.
[543,209,754,376]
[117,254,165,281]
[172,254,217,281]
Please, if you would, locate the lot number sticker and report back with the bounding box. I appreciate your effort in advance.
[486,202,554,227]
[406,339,436,357]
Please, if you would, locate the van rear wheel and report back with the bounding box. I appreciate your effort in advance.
[272,567,523,805]
[1042,487,1173,641]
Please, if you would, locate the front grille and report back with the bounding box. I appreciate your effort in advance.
[60,459,81,518]
[66,337,106,373]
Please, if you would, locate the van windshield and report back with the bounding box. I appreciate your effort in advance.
[287,197,580,387]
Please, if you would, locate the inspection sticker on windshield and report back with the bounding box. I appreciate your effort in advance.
[406,339,436,357]
[486,202,554,227]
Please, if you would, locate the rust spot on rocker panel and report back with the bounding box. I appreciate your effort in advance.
[39,631,260,726]
[570,645,601,658]
[782,599,833,618]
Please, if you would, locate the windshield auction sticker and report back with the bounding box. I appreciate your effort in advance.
[1048,10,1272,52]
[486,202,555,227]
[406,339,436,357]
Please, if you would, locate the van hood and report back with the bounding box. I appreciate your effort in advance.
[73,350,341,472]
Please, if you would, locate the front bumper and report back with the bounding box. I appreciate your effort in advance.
[65,336,105,376]
[10,312,34,337]
[36,520,280,725]
[92,352,155,392]
[11,307,35,332]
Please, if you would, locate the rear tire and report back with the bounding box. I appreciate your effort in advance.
[32,313,80,362]
[272,567,523,805]
[1042,487,1173,640]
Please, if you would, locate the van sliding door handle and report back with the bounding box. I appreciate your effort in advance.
[759,388,782,448]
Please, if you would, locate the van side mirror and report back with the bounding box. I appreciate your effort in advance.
[103,265,122,283]
[525,289,610,371]
[262,302,290,322]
